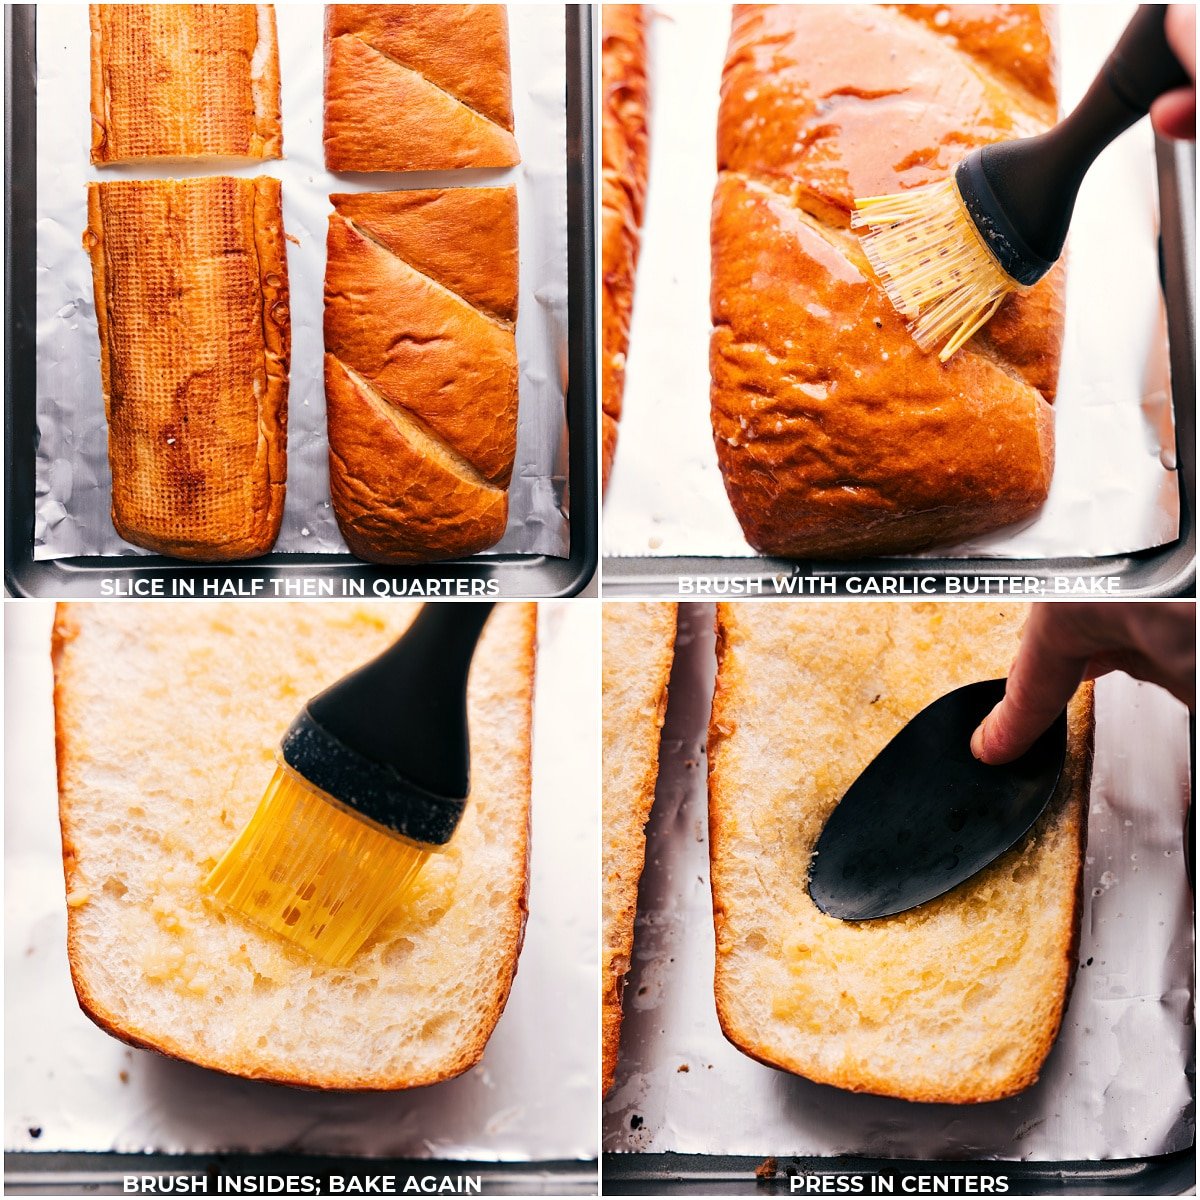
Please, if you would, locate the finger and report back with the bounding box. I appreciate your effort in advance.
[1151,88,1196,139]
[971,609,1090,765]
[1166,6,1197,80]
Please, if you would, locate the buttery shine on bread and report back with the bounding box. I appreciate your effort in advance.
[89,4,282,164]
[708,602,1092,1104]
[324,187,518,563]
[710,5,1066,558]
[601,5,650,492]
[324,4,520,173]
[601,602,677,1094]
[84,177,290,561]
[54,602,536,1090]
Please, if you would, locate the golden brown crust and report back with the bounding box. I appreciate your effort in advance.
[84,177,290,561]
[707,604,1093,1104]
[324,5,519,173]
[601,603,678,1095]
[324,187,518,563]
[89,5,282,165]
[711,5,1065,558]
[53,603,538,1091]
[601,4,650,495]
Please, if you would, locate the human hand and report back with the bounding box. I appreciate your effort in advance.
[1150,5,1196,140]
[970,602,1195,765]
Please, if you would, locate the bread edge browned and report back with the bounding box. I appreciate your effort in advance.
[53,602,536,1091]
[706,604,1093,1104]
[602,603,678,1095]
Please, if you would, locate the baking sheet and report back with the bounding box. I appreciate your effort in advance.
[603,4,1181,562]
[604,602,1195,1161]
[4,601,598,1161]
[33,4,570,562]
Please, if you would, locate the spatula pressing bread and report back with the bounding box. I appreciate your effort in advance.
[53,602,535,1089]
[708,602,1093,1103]
[602,602,677,1094]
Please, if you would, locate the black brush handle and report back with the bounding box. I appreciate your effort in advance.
[960,5,1189,281]
[280,604,495,844]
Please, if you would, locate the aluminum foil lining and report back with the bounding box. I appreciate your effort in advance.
[5,602,597,1160]
[34,5,570,562]
[603,4,1181,562]
[603,603,1194,1161]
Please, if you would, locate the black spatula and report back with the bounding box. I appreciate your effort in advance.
[808,679,1068,921]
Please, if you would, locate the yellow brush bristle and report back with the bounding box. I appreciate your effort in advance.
[851,176,1016,361]
[204,763,432,967]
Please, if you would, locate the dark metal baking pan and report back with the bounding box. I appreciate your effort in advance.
[601,1151,1195,1196]
[4,5,597,599]
[602,136,1195,599]
[4,1152,598,1197]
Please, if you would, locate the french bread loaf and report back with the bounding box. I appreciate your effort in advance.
[324,4,520,173]
[53,601,536,1090]
[602,602,677,1095]
[710,5,1066,558]
[708,602,1092,1104]
[84,177,290,561]
[324,187,518,563]
[89,4,283,165]
[601,5,650,492]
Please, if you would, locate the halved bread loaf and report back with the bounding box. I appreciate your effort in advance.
[601,5,650,492]
[602,602,677,1094]
[710,5,1066,557]
[89,4,282,164]
[53,602,536,1090]
[708,602,1092,1104]
[324,4,520,172]
[324,187,519,563]
[84,177,290,561]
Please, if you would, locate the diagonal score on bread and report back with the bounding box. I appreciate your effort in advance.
[323,187,518,563]
[602,603,678,1095]
[89,4,283,165]
[710,5,1067,559]
[601,5,650,493]
[53,602,536,1091]
[84,176,290,561]
[324,4,519,173]
[707,603,1093,1104]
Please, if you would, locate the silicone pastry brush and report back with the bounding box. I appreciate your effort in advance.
[205,602,494,966]
[851,5,1189,361]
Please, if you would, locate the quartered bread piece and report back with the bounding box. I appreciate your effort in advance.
[324,4,520,172]
[710,5,1066,557]
[324,187,519,563]
[600,5,650,493]
[84,177,290,561]
[89,4,282,164]
[708,602,1093,1103]
[54,602,536,1090]
[602,602,677,1094]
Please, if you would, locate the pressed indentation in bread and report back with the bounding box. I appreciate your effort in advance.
[332,359,504,496]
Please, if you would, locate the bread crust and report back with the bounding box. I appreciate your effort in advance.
[323,5,520,173]
[84,177,290,561]
[601,603,678,1095]
[324,187,518,563]
[601,5,650,493]
[710,5,1066,558]
[89,5,283,164]
[707,602,1093,1104]
[53,603,537,1091]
